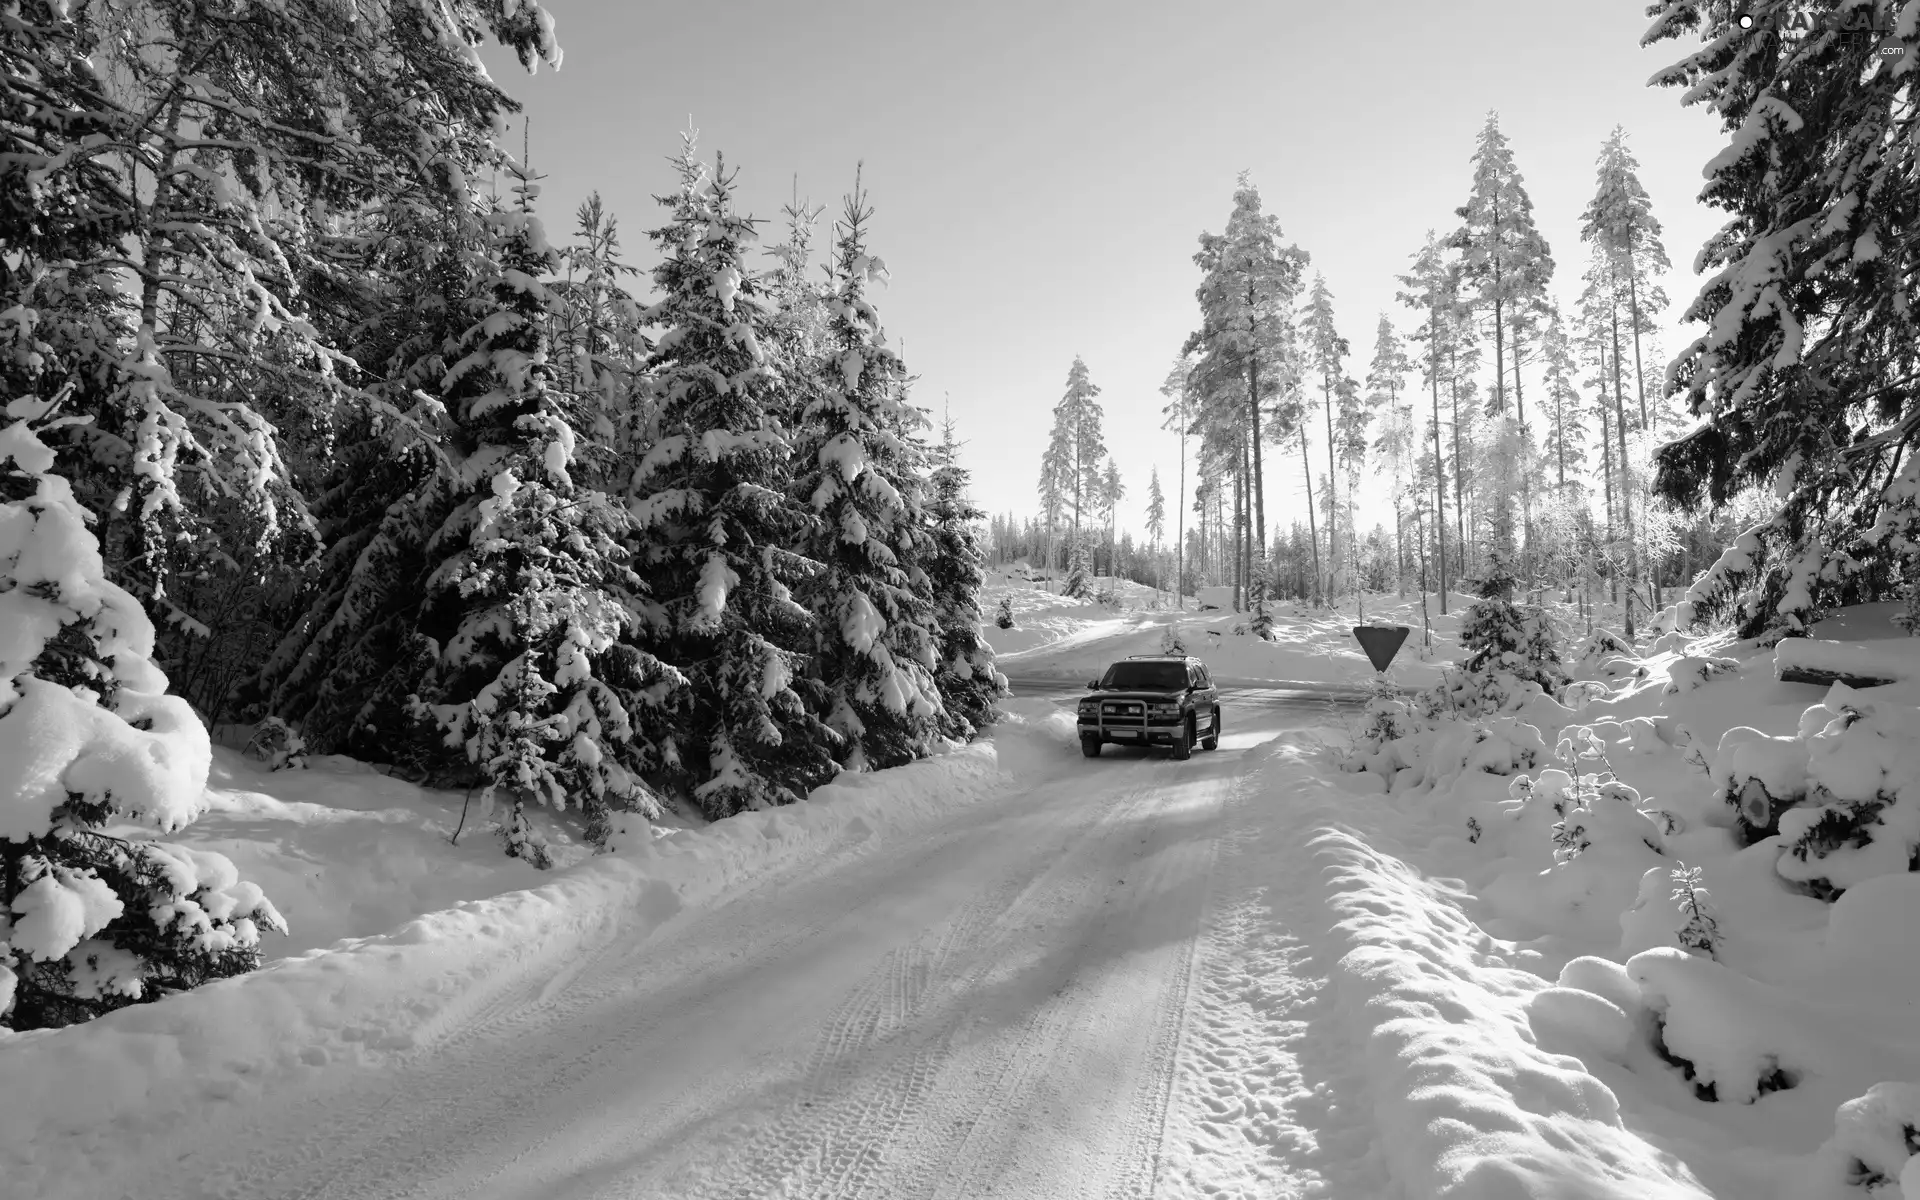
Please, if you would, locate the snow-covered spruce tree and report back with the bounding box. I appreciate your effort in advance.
[245,196,467,765]
[630,141,837,818]
[1646,3,1920,636]
[0,0,563,683]
[792,179,944,769]
[1,395,283,1030]
[925,414,1008,740]
[1449,548,1567,714]
[1064,531,1093,600]
[408,163,667,862]
[1145,465,1167,596]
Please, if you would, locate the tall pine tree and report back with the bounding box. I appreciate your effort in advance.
[630,139,836,816]
[793,176,944,770]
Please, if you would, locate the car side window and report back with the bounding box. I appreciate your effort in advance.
[1196,665,1212,689]
[1189,663,1205,689]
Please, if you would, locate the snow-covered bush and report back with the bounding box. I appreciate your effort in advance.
[1572,626,1634,670]
[1159,623,1188,656]
[1669,864,1720,959]
[994,596,1015,630]
[1472,726,1668,941]
[1628,947,1806,1105]
[1343,677,1426,774]
[243,716,308,771]
[1710,690,1920,902]
[1447,555,1568,716]
[1,397,284,1030]
[1664,654,1740,695]
[1806,1082,1920,1199]
[1774,695,1920,902]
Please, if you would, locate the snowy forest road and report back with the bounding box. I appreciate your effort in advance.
[75,696,1367,1200]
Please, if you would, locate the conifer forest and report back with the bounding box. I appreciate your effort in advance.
[5,4,1920,1198]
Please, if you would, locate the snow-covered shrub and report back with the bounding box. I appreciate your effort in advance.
[1446,557,1569,716]
[1628,947,1806,1104]
[1664,654,1740,695]
[1806,1082,1920,1198]
[994,596,1015,630]
[1159,623,1188,656]
[1573,626,1634,670]
[1473,727,1667,941]
[1670,863,1720,959]
[1343,677,1425,775]
[1897,579,1920,638]
[1773,695,1920,901]
[1,397,284,1030]
[243,716,307,771]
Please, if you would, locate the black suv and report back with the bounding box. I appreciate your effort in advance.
[1076,655,1221,760]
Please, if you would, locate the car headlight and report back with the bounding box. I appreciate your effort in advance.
[1147,703,1180,717]
[1078,701,1098,715]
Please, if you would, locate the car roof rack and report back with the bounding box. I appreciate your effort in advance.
[1125,654,1188,660]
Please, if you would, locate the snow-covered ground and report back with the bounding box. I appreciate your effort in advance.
[15,573,1920,1198]
[982,568,1460,690]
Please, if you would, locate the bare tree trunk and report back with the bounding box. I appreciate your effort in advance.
[1175,424,1186,611]
[1248,352,1267,613]
[1301,431,1323,608]
[1610,290,1638,639]
[1323,373,1338,606]
[1233,461,1245,612]
[1627,249,1649,430]
[1432,358,1448,615]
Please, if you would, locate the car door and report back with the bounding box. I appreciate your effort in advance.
[1190,660,1221,714]
[1188,661,1215,726]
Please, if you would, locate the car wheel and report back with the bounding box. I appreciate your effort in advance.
[1081,736,1102,758]
[1201,707,1220,751]
[1170,717,1192,761]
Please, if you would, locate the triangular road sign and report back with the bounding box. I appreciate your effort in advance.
[1352,625,1411,673]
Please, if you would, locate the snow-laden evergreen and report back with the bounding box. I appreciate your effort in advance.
[0,394,283,1030]
[630,141,837,817]
[924,418,1008,741]
[792,180,945,769]
[1647,2,1919,638]
[411,164,665,861]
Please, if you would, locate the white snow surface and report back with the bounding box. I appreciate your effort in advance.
[23,587,1920,1197]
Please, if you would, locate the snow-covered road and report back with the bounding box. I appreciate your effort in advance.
[57,699,1374,1200]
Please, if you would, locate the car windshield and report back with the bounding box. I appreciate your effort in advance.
[1098,661,1188,691]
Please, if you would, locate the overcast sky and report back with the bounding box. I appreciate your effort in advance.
[484,0,1731,543]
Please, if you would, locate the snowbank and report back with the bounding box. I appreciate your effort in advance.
[1316,826,1715,1198]
[0,742,1010,1181]
[1238,733,1716,1198]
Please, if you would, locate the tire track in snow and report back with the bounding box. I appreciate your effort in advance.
[1153,743,1392,1200]
[654,766,1184,1200]
[895,759,1227,1200]
[171,808,1010,1200]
